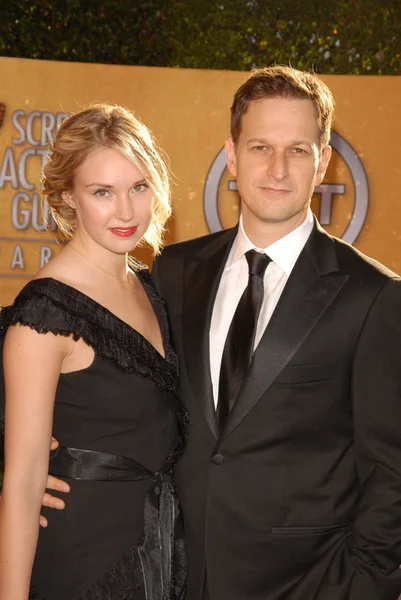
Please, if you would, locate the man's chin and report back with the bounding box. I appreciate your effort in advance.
[249,212,305,226]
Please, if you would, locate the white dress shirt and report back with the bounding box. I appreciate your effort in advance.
[209,210,314,406]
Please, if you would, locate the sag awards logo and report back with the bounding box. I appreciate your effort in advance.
[0,106,68,279]
[203,132,369,245]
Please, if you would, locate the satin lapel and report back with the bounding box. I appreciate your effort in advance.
[219,224,349,443]
[183,227,237,439]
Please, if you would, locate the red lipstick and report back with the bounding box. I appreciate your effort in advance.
[109,226,137,238]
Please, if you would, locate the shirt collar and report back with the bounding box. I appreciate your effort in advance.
[230,209,314,276]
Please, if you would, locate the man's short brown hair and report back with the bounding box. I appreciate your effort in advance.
[230,65,335,148]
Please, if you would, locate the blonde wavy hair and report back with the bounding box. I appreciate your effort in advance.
[42,103,171,255]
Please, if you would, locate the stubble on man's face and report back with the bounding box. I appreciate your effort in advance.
[225,97,331,246]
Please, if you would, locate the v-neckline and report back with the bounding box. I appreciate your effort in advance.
[32,275,169,362]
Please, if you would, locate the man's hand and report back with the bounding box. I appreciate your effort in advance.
[40,437,70,528]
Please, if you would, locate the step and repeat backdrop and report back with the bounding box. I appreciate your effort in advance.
[0,57,400,305]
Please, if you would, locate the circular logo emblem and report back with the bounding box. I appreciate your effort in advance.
[203,131,369,245]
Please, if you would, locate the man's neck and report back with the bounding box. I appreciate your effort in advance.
[242,210,310,249]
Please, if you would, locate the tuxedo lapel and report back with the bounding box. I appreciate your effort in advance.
[220,223,349,443]
[183,227,237,439]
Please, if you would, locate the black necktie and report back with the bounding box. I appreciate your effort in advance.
[217,250,271,433]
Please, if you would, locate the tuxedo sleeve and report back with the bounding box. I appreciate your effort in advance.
[151,253,163,296]
[350,277,401,598]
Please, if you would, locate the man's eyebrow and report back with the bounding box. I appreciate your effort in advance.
[290,140,313,146]
[247,138,269,144]
[246,138,313,146]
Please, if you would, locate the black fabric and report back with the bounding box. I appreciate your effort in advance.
[46,446,187,600]
[0,273,188,600]
[0,272,180,397]
[217,250,271,433]
[152,222,401,600]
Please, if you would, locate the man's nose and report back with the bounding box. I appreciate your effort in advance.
[267,152,288,181]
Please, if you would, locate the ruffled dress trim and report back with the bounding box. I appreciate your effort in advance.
[0,272,188,455]
[0,271,179,395]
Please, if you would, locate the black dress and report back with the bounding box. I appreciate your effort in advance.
[0,271,187,600]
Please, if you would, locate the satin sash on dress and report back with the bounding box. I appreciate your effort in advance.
[47,446,187,600]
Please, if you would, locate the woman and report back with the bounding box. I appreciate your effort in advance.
[0,104,187,599]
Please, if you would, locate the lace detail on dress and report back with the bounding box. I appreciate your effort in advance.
[0,273,178,395]
[29,534,186,600]
[78,541,144,600]
[0,273,188,455]
[29,542,143,600]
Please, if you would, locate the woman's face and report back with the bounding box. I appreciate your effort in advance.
[64,146,154,254]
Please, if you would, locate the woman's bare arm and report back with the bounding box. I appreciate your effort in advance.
[0,325,67,599]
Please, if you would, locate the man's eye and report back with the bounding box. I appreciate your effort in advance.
[292,148,306,154]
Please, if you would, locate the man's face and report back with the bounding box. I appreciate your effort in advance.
[225,97,331,238]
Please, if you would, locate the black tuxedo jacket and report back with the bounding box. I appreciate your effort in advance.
[152,221,401,600]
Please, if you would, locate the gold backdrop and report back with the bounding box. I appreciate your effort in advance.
[1,57,400,305]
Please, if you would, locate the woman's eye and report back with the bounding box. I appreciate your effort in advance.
[94,189,110,197]
[132,183,149,193]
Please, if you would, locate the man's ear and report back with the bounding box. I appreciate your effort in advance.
[61,190,76,210]
[316,145,332,186]
[225,136,237,178]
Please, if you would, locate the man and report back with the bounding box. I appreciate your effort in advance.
[151,66,401,599]
[43,66,401,598]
